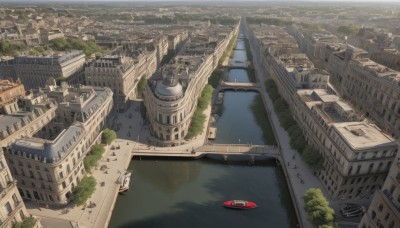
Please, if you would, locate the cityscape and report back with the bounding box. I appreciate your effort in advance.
[0,1,399,228]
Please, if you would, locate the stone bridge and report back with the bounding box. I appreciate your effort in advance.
[226,65,248,70]
[217,81,261,92]
[196,144,280,157]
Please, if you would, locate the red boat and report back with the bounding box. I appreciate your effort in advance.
[223,200,257,209]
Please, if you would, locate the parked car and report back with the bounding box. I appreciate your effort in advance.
[341,204,366,217]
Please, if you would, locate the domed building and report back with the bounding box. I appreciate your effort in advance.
[143,25,238,146]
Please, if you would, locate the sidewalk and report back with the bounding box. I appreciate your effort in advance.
[247,27,364,227]
[248,33,324,228]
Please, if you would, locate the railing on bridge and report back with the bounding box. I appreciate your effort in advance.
[197,143,279,156]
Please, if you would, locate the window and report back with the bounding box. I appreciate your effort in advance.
[378,204,383,212]
[371,211,376,219]
[19,210,25,220]
[12,194,19,206]
[4,202,12,215]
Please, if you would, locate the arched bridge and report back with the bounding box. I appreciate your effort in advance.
[227,66,248,70]
[217,81,261,92]
[196,144,280,158]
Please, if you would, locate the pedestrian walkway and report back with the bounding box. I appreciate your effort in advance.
[248,31,324,228]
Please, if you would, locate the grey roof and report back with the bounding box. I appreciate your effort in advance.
[0,112,33,133]
[11,125,84,163]
[80,87,113,121]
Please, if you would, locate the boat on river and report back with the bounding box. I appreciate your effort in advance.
[119,171,132,193]
[223,200,257,209]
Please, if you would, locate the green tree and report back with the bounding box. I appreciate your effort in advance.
[137,76,147,95]
[12,216,37,228]
[303,188,336,227]
[73,176,96,206]
[302,146,324,171]
[337,24,360,35]
[186,85,214,139]
[83,144,106,172]
[102,128,117,145]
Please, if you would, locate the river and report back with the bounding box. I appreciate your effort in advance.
[109,30,297,228]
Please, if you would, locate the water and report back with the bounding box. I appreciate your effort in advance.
[109,157,297,228]
[230,39,247,67]
[109,29,297,228]
[213,91,264,145]
[227,69,250,83]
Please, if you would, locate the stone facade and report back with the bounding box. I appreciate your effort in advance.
[319,44,400,139]
[0,51,86,90]
[144,24,239,146]
[85,42,159,112]
[0,92,57,147]
[4,84,113,206]
[0,149,38,228]
[0,80,25,111]
[247,22,398,201]
[359,144,400,228]
[295,89,397,200]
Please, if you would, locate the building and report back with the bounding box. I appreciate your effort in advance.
[0,51,86,90]
[320,44,400,139]
[143,24,238,146]
[4,84,113,206]
[358,144,400,228]
[295,89,397,200]
[0,92,57,147]
[0,148,40,228]
[247,22,398,201]
[0,80,25,111]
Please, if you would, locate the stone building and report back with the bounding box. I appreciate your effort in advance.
[144,24,238,146]
[295,89,397,200]
[320,44,400,139]
[85,42,158,111]
[0,92,57,147]
[0,80,25,111]
[247,24,328,103]
[358,144,400,228]
[247,23,398,201]
[4,84,113,206]
[0,51,86,90]
[0,148,39,228]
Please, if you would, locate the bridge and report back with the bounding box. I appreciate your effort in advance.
[226,65,248,70]
[218,81,261,92]
[197,144,280,157]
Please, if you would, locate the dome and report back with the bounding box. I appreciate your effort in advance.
[155,81,183,100]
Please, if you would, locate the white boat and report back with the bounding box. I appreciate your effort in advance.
[119,171,132,193]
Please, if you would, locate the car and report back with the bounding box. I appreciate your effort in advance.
[341,204,362,214]
[342,208,365,218]
[341,204,366,218]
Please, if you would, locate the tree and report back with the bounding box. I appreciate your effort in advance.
[73,176,96,206]
[302,146,324,171]
[137,76,147,96]
[337,24,360,35]
[12,216,37,228]
[303,188,336,227]
[102,129,116,145]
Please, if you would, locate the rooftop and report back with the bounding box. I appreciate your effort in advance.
[333,122,394,149]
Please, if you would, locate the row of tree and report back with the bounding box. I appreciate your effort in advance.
[264,79,324,171]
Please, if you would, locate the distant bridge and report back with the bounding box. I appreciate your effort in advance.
[217,81,261,92]
[196,144,280,157]
[227,66,248,70]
